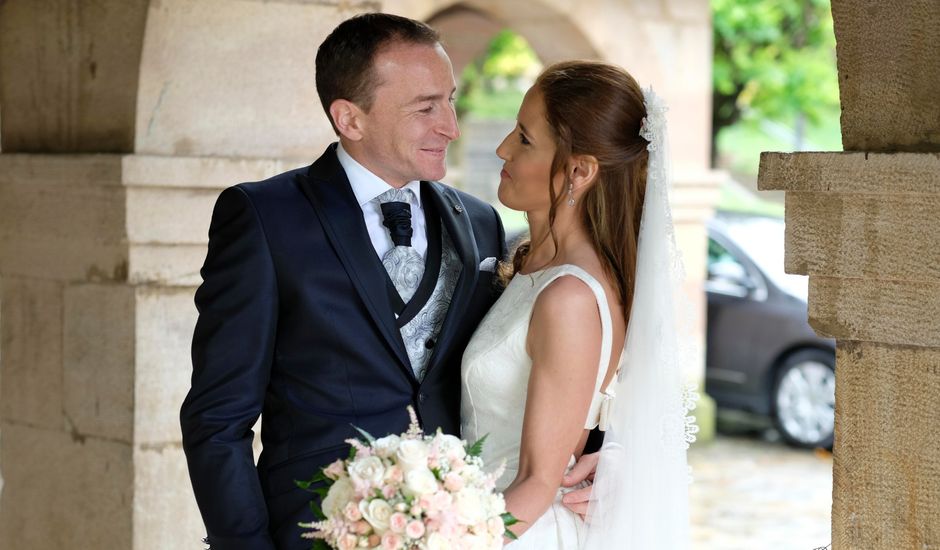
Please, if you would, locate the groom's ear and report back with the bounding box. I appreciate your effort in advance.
[569,154,600,190]
[330,99,365,141]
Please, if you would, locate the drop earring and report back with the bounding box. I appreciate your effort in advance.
[567,182,575,207]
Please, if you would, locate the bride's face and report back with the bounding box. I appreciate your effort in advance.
[496,88,564,212]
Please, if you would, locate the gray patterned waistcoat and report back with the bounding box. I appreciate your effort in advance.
[399,228,462,381]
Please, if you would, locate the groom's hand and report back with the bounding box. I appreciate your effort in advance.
[561,451,599,518]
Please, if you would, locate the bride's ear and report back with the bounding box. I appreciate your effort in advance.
[568,154,600,191]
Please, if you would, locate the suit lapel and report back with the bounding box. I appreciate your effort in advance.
[297,145,414,381]
[423,182,480,375]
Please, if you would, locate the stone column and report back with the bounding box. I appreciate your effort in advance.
[758,1,940,547]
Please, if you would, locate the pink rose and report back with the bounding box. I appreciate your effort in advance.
[418,495,435,518]
[384,465,404,484]
[338,534,358,550]
[343,502,362,522]
[449,456,466,472]
[381,485,397,499]
[431,491,453,514]
[354,519,371,535]
[443,472,464,492]
[439,514,460,539]
[405,520,426,539]
[381,532,404,550]
[324,459,346,480]
[389,512,408,533]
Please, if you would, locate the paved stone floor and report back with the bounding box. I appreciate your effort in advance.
[689,429,833,550]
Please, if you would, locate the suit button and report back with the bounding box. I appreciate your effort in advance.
[418,393,428,403]
[424,338,435,349]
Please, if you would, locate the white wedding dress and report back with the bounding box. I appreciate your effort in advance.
[460,264,619,549]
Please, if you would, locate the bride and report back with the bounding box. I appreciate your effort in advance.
[461,61,695,548]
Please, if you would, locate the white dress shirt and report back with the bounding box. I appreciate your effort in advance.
[336,142,428,261]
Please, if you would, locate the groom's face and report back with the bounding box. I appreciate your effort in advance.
[355,41,459,187]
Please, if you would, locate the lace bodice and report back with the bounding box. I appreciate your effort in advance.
[460,264,620,490]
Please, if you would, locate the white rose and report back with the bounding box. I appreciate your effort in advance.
[348,456,386,488]
[461,533,491,550]
[454,488,484,526]
[485,493,506,515]
[435,433,466,460]
[321,477,354,517]
[373,435,402,458]
[396,439,430,472]
[459,464,484,485]
[359,498,393,534]
[403,468,439,496]
[426,532,450,550]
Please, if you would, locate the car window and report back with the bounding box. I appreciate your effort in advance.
[706,237,755,297]
[708,238,746,275]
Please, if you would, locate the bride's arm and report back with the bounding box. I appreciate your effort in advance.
[503,276,602,541]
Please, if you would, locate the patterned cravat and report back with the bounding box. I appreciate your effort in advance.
[376,188,425,303]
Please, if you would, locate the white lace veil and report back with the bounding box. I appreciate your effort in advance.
[583,87,698,549]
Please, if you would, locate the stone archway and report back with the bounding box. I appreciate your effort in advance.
[0,2,717,548]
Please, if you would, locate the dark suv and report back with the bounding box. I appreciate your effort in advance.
[706,212,835,448]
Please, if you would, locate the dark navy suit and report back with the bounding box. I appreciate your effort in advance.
[180,144,506,549]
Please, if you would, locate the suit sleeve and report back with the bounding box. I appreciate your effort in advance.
[180,186,277,550]
[492,205,508,262]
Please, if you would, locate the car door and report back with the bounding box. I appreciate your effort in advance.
[705,230,771,404]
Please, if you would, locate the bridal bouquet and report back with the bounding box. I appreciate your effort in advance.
[297,407,518,550]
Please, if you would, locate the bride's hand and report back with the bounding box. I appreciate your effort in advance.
[561,451,599,517]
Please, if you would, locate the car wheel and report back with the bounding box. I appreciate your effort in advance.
[772,348,835,449]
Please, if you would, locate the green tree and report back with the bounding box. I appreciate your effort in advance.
[456,30,540,119]
[712,0,840,158]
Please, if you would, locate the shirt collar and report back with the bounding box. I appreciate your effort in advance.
[336,142,422,208]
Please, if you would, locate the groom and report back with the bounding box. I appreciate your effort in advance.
[180,14,505,549]
[181,13,593,549]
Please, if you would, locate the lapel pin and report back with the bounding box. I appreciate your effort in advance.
[452,204,463,214]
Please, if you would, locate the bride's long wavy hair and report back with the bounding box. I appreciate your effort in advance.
[502,61,649,322]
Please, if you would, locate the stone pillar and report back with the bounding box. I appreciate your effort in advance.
[0,154,299,548]
[758,1,940,547]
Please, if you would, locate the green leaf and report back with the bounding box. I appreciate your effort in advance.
[466,433,488,458]
[502,512,522,540]
[308,500,326,520]
[501,512,520,527]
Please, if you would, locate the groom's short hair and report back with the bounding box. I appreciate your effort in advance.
[316,13,441,133]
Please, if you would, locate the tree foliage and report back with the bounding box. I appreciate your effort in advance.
[456,30,540,119]
[712,0,840,147]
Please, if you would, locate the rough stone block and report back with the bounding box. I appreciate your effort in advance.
[134,0,337,158]
[0,422,133,550]
[809,277,940,347]
[122,154,300,189]
[63,283,135,442]
[125,187,219,245]
[0,155,129,281]
[129,243,207,286]
[782,190,940,281]
[0,277,64,429]
[758,152,940,194]
[133,444,205,549]
[832,341,940,549]
[134,286,198,445]
[831,0,940,152]
[0,154,124,187]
